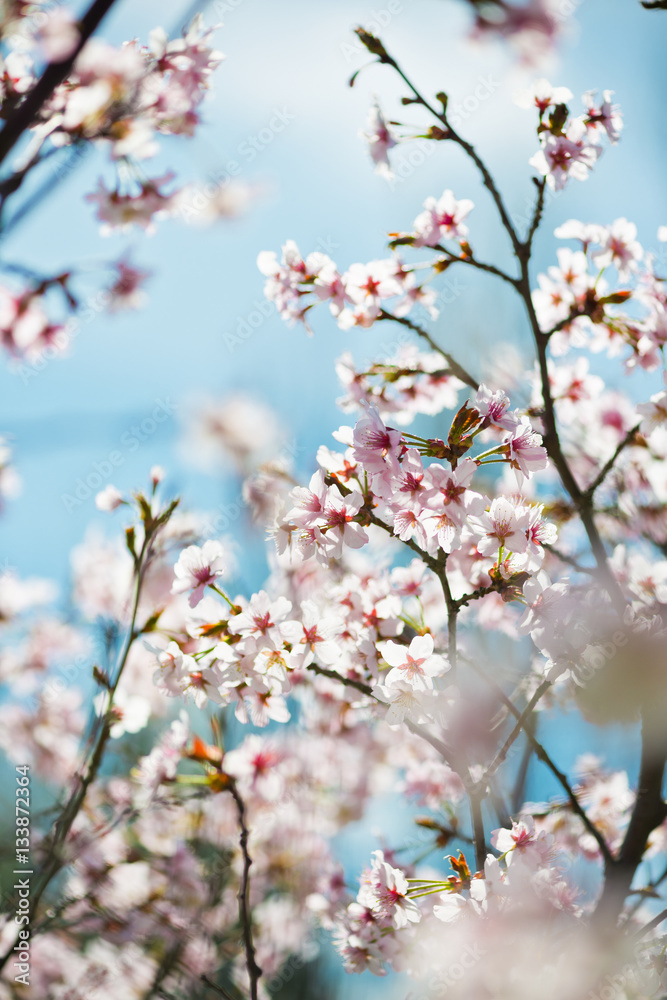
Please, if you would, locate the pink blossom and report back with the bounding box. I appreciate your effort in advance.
[423,458,486,523]
[339,259,403,328]
[360,104,397,179]
[357,851,421,929]
[422,505,463,554]
[171,540,226,607]
[493,817,555,868]
[86,176,181,234]
[474,384,520,431]
[36,9,80,62]
[228,590,293,649]
[280,600,343,667]
[287,469,329,528]
[504,418,549,484]
[530,119,600,191]
[514,79,573,114]
[592,218,643,279]
[471,497,530,556]
[379,634,448,690]
[412,189,475,248]
[352,405,403,482]
[582,89,623,144]
[107,261,151,311]
[95,485,125,512]
[321,486,369,557]
[133,713,189,806]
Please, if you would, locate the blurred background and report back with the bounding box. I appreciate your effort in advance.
[0,0,665,994]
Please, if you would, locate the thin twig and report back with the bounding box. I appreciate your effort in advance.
[633,906,667,940]
[543,543,597,576]
[469,788,487,872]
[306,663,461,770]
[524,178,546,253]
[201,977,240,1000]
[432,244,519,289]
[485,679,551,779]
[0,0,119,169]
[378,310,479,389]
[227,780,262,1000]
[471,661,614,867]
[583,423,640,499]
[0,526,157,974]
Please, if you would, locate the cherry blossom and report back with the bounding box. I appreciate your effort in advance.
[228,591,293,648]
[471,497,530,556]
[3,12,667,1000]
[503,418,549,484]
[358,851,421,929]
[514,79,573,114]
[171,540,226,607]
[95,485,125,512]
[360,103,398,178]
[379,634,449,690]
[412,189,475,248]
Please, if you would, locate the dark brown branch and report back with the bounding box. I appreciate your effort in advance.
[307,661,373,698]
[435,556,459,668]
[633,906,667,940]
[379,310,479,389]
[595,721,667,926]
[524,177,546,253]
[472,661,614,867]
[0,0,119,169]
[517,266,626,610]
[201,977,241,1000]
[469,788,487,872]
[378,44,523,260]
[227,780,262,1000]
[306,664,462,769]
[583,423,641,500]
[485,679,552,779]
[432,244,518,289]
[543,543,597,576]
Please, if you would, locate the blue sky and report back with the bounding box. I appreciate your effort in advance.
[1,0,665,586]
[0,2,665,993]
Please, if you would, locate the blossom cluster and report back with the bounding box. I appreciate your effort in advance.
[517,79,622,190]
[533,217,667,372]
[2,13,667,1000]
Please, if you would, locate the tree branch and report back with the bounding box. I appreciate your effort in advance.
[227,779,262,1000]
[471,661,614,867]
[432,243,519,289]
[582,423,640,500]
[595,721,667,927]
[0,0,119,169]
[378,310,479,389]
